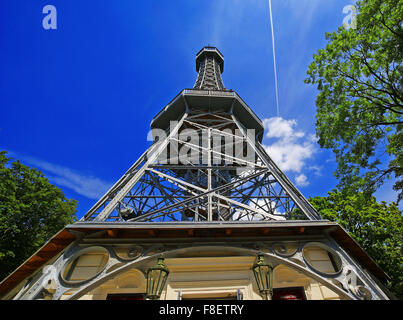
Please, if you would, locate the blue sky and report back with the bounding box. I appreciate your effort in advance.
[0,0,398,219]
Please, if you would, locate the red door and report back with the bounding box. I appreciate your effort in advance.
[272,287,306,300]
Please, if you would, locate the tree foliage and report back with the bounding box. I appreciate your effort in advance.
[305,0,403,201]
[308,190,402,299]
[0,151,77,282]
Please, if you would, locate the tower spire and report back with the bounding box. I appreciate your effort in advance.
[193,46,225,90]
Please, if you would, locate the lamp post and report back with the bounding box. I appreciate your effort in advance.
[146,256,170,300]
[252,254,273,300]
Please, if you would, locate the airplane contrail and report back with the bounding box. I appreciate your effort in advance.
[268,0,280,117]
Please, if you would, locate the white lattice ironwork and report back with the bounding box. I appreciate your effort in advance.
[81,106,321,223]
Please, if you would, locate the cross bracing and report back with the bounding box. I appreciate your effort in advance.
[81,107,321,223]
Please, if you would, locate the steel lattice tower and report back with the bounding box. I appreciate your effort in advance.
[81,47,321,224]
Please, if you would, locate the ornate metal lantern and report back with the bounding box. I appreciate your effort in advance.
[252,255,273,300]
[146,256,170,300]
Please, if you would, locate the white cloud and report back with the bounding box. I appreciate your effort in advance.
[263,117,304,140]
[11,153,112,200]
[262,117,316,174]
[264,141,314,173]
[295,173,309,187]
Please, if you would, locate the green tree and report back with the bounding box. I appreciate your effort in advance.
[308,190,402,299]
[305,0,403,201]
[0,151,77,282]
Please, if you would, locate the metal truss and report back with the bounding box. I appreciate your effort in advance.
[81,107,321,223]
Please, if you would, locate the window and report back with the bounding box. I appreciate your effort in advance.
[63,251,109,283]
